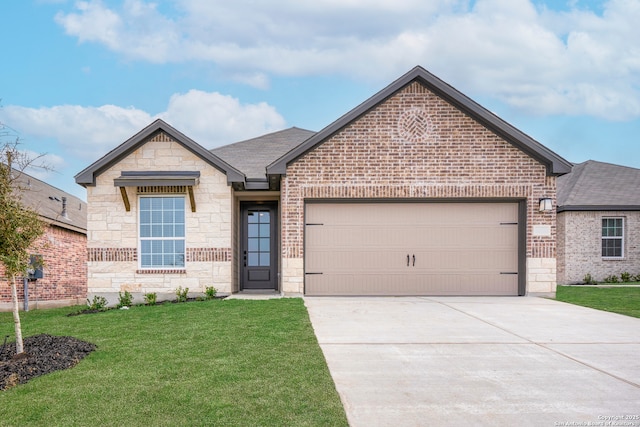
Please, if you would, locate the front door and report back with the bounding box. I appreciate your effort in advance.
[241,202,277,290]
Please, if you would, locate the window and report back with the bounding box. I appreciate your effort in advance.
[602,217,624,258]
[139,196,185,268]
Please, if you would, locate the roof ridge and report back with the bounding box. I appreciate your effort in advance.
[211,126,315,152]
[558,161,586,207]
[583,159,640,172]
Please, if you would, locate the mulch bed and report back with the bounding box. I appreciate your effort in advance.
[0,334,96,390]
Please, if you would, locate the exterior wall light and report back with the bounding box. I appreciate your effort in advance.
[539,198,553,212]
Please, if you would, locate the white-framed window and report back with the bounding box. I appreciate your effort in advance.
[601,217,624,258]
[139,196,186,269]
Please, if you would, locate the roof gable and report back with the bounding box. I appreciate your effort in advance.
[75,119,244,187]
[267,66,572,176]
[557,160,640,211]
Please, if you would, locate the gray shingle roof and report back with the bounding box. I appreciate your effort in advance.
[211,127,315,179]
[14,171,87,233]
[557,160,640,211]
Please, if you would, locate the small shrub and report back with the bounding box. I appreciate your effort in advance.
[620,272,632,282]
[175,286,189,303]
[144,292,157,306]
[87,295,108,311]
[117,291,133,308]
[603,275,619,283]
[205,286,217,300]
[583,273,596,285]
[635,274,640,282]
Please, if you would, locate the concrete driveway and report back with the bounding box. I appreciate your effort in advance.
[304,297,640,427]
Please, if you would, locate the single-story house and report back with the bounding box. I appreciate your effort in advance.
[557,160,640,284]
[0,171,87,311]
[75,66,573,301]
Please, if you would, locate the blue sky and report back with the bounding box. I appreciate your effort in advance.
[1,0,639,200]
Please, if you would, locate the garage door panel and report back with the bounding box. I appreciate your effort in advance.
[305,202,520,296]
[306,273,518,296]
[306,249,408,272]
[413,249,517,271]
[307,226,416,248]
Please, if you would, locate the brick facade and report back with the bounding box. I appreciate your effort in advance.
[0,224,87,310]
[281,82,557,294]
[557,211,640,284]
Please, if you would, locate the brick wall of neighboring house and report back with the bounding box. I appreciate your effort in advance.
[0,223,87,309]
[557,211,640,284]
[281,81,557,294]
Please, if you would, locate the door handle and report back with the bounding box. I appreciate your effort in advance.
[412,254,416,267]
[407,254,410,267]
[243,250,247,267]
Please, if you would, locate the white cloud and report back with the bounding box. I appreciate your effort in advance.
[54,0,640,120]
[0,93,285,161]
[22,151,67,182]
[1,104,152,159]
[159,90,286,146]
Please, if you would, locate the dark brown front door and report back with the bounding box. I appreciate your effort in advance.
[241,202,277,290]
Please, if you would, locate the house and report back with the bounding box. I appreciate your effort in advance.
[0,171,87,310]
[557,160,640,284]
[75,66,572,301]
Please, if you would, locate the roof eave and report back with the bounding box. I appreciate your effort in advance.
[41,217,87,234]
[557,205,640,213]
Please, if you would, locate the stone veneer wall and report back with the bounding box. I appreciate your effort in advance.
[281,82,557,295]
[86,131,232,299]
[557,211,640,284]
[0,224,87,311]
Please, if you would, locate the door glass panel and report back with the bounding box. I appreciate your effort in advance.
[247,209,271,267]
[259,252,270,266]
[248,253,259,266]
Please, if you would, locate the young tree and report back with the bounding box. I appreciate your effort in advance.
[0,139,46,354]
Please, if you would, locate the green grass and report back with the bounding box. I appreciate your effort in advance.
[0,299,348,426]
[555,286,640,318]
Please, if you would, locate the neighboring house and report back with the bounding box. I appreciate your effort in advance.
[75,66,572,301]
[557,160,640,284]
[0,171,87,311]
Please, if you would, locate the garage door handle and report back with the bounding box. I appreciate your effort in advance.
[407,254,410,267]
[412,254,416,267]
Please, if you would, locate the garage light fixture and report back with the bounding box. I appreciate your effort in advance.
[539,198,553,212]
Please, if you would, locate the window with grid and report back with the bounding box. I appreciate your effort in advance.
[139,196,185,268]
[601,217,624,258]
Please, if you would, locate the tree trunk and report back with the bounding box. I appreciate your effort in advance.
[11,275,24,354]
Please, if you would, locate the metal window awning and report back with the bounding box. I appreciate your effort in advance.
[114,171,200,212]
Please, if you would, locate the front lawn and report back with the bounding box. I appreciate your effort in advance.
[555,286,640,318]
[0,299,348,426]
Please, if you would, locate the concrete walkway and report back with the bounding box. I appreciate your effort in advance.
[305,297,640,427]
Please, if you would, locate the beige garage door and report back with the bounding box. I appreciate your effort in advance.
[305,202,520,296]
